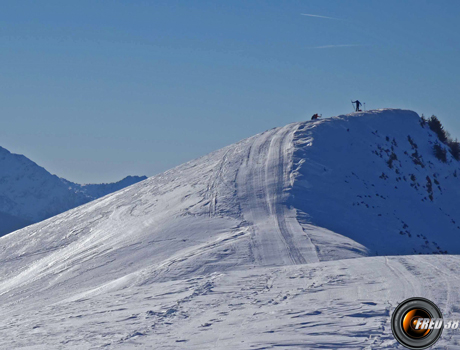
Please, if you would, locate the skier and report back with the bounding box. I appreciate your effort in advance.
[311,113,321,120]
[352,100,362,112]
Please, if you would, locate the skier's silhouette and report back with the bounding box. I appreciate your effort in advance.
[311,113,320,120]
[352,100,362,112]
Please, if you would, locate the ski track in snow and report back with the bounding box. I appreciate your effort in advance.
[236,125,318,266]
[0,109,460,348]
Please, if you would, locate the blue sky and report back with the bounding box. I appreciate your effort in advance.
[1,0,459,183]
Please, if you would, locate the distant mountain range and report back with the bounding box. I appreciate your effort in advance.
[0,145,146,236]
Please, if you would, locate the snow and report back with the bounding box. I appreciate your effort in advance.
[0,109,459,348]
[291,109,460,255]
[0,145,146,234]
[3,256,460,349]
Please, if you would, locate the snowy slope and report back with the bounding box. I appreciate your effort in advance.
[1,109,459,294]
[2,255,460,349]
[0,109,459,348]
[0,145,146,234]
[291,109,460,256]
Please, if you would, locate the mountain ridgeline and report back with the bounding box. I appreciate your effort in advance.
[0,146,146,236]
[290,110,460,257]
[0,109,459,305]
[1,109,459,349]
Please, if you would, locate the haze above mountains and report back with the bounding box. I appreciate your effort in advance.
[1,109,460,349]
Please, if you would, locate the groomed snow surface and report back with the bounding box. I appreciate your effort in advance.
[1,109,460,349]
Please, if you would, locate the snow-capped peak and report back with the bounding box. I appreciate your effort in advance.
[0,146,146,235]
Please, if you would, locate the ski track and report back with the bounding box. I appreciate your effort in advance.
[237,125,318,266]
[1,110,460,348]
[269,125,307,265]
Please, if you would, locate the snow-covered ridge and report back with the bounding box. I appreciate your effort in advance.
[0,145,146,235]
[1,109,460,348]
[0,109,459,300]
[290,109,460,256]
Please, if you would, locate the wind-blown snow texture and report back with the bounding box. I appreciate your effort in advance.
[0,145,146,235]
[1,109,460,349]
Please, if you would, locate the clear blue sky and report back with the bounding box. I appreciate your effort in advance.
[1,0,459,183]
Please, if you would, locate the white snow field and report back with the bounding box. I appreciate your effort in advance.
[1,109,460,349]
